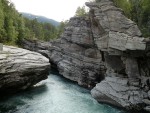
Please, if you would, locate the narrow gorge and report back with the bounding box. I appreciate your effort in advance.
[1,0,150,112]
[22,0,150,112]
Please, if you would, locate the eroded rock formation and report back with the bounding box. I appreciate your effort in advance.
[21,0,150,112]
[22,17,106,88]
[0,45,50,94]
[86,0,150,111]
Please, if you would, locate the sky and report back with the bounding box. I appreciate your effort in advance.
[10,0,88,22]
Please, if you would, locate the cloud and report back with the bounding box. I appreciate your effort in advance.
[11,0,88,22]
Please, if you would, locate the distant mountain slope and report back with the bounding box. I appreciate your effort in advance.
[21,12,60,26]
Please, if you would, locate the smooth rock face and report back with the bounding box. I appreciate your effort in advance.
[0,45,50,94]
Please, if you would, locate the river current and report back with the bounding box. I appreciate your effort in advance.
[0,72,127,113]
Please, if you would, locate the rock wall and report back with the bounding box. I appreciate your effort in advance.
[54,17,106,88]
[0,45,50,94]
[86,0,150,111]
[21,0,150,112]
[22,18,106,88]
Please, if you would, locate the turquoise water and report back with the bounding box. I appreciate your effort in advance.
[0,73,127,113]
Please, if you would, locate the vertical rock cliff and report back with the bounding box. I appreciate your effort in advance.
[22,17,106,88]
[22,0,150,112]
[86,0,150,111]
[50,17,106,88]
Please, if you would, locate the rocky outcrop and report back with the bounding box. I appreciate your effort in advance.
[21,0,150,111]
[22,17,106,88]
[86,0,150,111]
[49,17,106,88]
[86,0,146,52]
[0,45,50,94]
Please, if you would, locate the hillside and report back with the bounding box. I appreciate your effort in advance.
[21,12,60,26]
[0,0,59,45]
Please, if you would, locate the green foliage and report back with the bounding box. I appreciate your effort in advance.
[23,18,58,41]
[0,0,59,45]
[57,20,68,37]
[113,0,131,18]
[113,0,150,37]
[75,6,87,17]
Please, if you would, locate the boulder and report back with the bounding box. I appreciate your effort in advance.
[0,45,50,94]
[91,76,146,110]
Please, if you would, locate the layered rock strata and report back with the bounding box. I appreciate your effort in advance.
[0,45,50,94]
[86,0,150,111]
[50,17,106,87]
[22,17,106,88]
[22,0,150,111]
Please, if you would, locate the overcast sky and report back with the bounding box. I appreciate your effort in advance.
[10,0,88,22]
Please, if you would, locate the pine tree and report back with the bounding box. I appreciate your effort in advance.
[75,6,87,17]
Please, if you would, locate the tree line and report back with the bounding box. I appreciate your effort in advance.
[0,0,66,46]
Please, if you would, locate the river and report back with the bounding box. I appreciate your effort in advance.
[0,72,127,113]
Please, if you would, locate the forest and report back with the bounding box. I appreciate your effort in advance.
[0,0,65,46]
